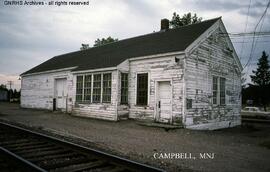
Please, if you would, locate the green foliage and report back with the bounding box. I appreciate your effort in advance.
[249,51,270,111]
[80,44,90,50]
[93,36,118,47]
[251,51,270,86]
[0,84,8,90]
[80,36,118,50]
[169,12,202,28]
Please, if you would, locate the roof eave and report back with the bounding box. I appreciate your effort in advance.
[21,66,78,77]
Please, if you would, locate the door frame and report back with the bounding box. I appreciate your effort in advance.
[154,79,173,124]
[54,77,68,111]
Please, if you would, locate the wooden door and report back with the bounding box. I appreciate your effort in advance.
[55,78,67,110]
[157,81,172,122]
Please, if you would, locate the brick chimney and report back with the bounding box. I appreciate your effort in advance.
[161,18,169,31]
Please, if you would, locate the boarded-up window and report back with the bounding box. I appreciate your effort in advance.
[102,73,111,103]
[220,77,226,105]
[121,73,128,104]
[76,76,83,102]
[137,73,148,105]
[212,76,218,105]
[93,74,101,103]
[84,75,91,101]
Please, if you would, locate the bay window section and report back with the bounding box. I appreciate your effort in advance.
[121,73,128,104]
[102,73,112,103]
[84,75,91,101]
[93,74,101,103]
[76,76,83,102]
[76,73,112,103]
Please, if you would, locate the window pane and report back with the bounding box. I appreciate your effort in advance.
[137,73,148,105]
[220,77,226,105]
[84,75,91,101]
[93,74,101,103]
[76,76,83,102]
[121,73,128,104]
[213,76,218,105]
[102,73,111,103]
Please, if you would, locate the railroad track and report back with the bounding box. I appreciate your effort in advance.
[0,122,164,172]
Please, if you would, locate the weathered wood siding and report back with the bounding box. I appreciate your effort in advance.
[117,60,130,118]
[21,71,74,111]
[185,29,241,130]
[129,55,184,124]
[72,70,118,121]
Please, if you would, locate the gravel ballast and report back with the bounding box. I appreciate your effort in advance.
[0,102,270,172]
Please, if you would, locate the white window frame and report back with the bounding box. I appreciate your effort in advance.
[212,76,226,106]
[120,73,129,104]
[135,72,150,106]
[102,73,112,103]
[75,72,112,103]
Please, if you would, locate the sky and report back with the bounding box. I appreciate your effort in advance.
[0,0,269,90]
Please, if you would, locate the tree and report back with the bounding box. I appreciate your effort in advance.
[80,44,90,50]
[93,36,118,47]
[0,84,7,90]
[250,51,270,111]
[169,12,202,28]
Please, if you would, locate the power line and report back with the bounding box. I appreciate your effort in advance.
[240,0,252,61]
[243,0,270,70]
[7,81,13,90]
[220,31,270,36]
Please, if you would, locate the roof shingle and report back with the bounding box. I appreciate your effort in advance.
[22,17,220,75]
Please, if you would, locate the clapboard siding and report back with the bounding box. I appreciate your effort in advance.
[129,55,184,124]
[20,18,242,130]
[21,71,74,111]
[72,70,118,121]
[185,28,241,130]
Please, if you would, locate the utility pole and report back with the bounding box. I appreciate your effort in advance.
[7,81,13,102]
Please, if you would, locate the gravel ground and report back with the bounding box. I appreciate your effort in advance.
[0,102,270,172]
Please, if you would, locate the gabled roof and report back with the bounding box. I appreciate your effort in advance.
[22,17,220,75]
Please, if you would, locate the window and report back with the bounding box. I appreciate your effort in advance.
[102,73,111,103]
[76,73,112,103]
[76,76,83,102]
[212,76,218,105]
[220,77,226,105]
[93,74,101,103]
[136,73,148,105]
[187,99,192,109]
[84,75,91,101]
[121,73,128,104]
[212,76,226,105]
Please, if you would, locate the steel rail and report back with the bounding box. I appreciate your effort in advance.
[0,146,47,172]
[0,121,165,172]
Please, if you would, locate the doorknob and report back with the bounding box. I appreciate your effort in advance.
[158,101,161,108]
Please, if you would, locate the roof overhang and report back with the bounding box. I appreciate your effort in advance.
[71,67,117,74]
[21,66,77,77]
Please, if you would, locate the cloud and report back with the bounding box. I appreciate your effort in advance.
[0,0,270,87]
